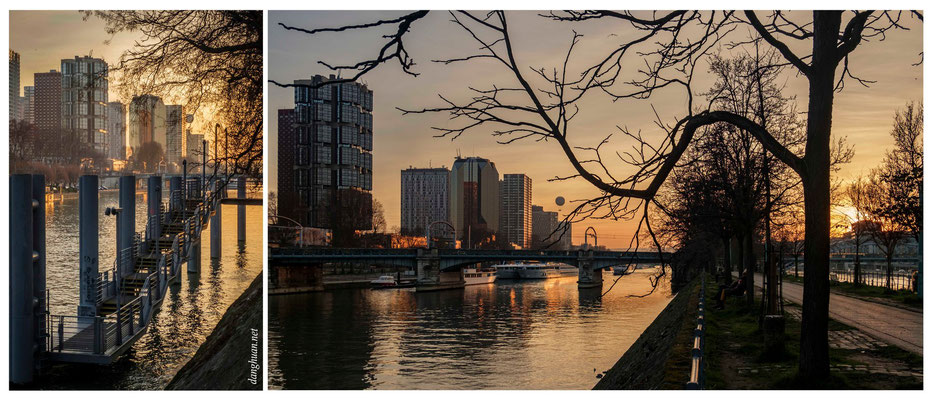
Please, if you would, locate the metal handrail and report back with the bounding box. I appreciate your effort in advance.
[686,273,706,389]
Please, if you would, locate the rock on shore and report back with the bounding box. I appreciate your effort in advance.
[166,273,263,390]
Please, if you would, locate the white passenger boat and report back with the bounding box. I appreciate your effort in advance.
[516,263,578,279]
[370,275,398,288]
[463,268,497,286]
[493,263,523,279]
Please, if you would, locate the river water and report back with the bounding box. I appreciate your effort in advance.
[29,189,263,390]
[268,268,673,390]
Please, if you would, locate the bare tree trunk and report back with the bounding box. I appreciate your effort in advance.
[745,231,755,307]
[854,240,862,286]
[794,253,799,278]
[886,256,893,290]
[798,10,839,382]
[722,236,733,284]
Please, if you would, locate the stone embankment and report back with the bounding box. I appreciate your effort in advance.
[594,279,699,389]
[166,273,263,390]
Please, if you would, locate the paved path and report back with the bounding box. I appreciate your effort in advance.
[749,272,923,354]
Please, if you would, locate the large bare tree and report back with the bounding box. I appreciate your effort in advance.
[87,10,263,179]
[273,9,920,382]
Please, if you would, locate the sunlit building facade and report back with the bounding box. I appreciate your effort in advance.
[401,166,449,235]
[62,56,109,155]
[10,50,20,121]
[128,94,166,158]
[291,75,374,231]
[34,70,62,154]
[450,156,499,244]
[499,174,532,248]
[106,102,126,160]
[165,105,186,166]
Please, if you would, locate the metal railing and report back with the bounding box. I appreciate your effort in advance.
[686,273,706,389]
[43,175,214,361]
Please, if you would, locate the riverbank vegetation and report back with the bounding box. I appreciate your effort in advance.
[698,275,921,389]
[783,275,922,309]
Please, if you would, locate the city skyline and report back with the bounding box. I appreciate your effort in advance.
[10,11,231,149]
[269,10,923,249]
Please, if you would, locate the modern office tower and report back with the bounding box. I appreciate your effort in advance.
[61,56,110,155]
[401,166,450,235]
[277,108,298,221]
[13,96,26,122]
[23,86,34,124]
[106,102,126,160]
[499,174,532,248]
[187,132,205,169]
[128,94,166,158]
[34,70,62,154]
[165,105,186,166]
[532,205,573,250]
[291,75,374,231]
[450,156,499,245]
[10,50,20,121]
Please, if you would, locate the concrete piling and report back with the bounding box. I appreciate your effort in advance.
[147,176,162,241]
[210,180,222,260]
[78,175,99,318]
[118,176,135,276]
[31,174,47,355]
[237,176,246,244]
[10,175,36,384]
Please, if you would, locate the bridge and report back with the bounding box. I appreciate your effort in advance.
[9,172,258,385]
[269,247,670,292]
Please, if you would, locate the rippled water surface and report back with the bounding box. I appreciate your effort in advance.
[268,269,673,390]
[32,190,263,390]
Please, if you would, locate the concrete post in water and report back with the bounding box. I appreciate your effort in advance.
[31,174,47,356]
[210,180,222,260]
[170,176,183,213]
[79,175,99,318]
[118,176,136,276]
[10,175,36,384]
[147,175,162,241]
[188,233,201,273]
[238,175,246,244]
[577,250,603,289]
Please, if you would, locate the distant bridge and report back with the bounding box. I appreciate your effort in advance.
[269,247,669,270]
[269,247,671,292]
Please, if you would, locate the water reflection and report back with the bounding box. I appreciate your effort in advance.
[268,269,672,390]
[28,191,263,390]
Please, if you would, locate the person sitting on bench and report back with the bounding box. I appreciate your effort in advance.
[715,272,747,309]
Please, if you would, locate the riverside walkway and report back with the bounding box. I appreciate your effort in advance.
[750,272,922,355]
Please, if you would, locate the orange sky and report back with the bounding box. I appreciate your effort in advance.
[268,11,922,250]
[10,10,223,143]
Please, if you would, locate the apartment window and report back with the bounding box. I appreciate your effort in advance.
[297,126,310,145]
[296,104,311,124]
[296,146,309,166]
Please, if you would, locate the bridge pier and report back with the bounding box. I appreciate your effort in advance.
[237,176,246,244]
[577,250,603,289]
[416,249,465,292]
[10,174,46,385]
[79,175,99,318]
[210,181,222,260]
[270,264,324,294]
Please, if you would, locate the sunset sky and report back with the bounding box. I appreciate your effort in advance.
[269,11,922,249]
[10,11,220,140]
